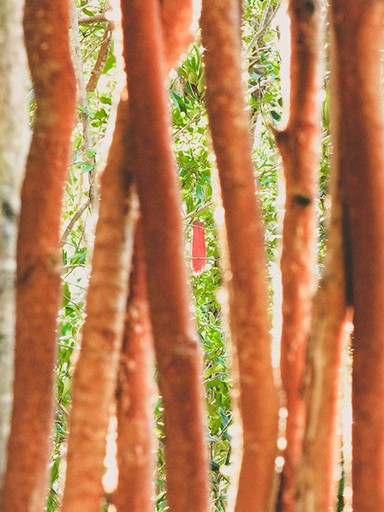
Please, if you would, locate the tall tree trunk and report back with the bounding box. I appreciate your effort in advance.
[329,1,384,510]
[63,1,196,508]
[114,226,154,512]
[121,1,209,510]
[296,85,348,509]
[274,2,321,509]
[61,98,138,511]
[114,2,195,509]
[0,0,76,509]
[0,0,29,492]
[200,2,279,510]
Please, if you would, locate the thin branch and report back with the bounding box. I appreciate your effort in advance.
[183,200,215,221]
[70,3,98,209]
[78,13,108,24]
[171,109,207,141]
[60,200,90,246]
[86,23,113,93]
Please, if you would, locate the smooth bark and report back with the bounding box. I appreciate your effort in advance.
[162,0,194,69]
[0,0,29,491]
[61,98,138,511]
[121,0,209,510]
[273,1,322,509]
[329,1,384,510]
[0,0,76,509]
[114,226,154,512]
[200,2,279,510]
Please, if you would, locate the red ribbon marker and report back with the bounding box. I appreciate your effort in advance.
[191,220,206,273]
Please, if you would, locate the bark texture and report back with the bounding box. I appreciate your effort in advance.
[114,226,154,512]
[121,1,209,510]
[61,98,138,511]
[63,1,196,508]
[0,0,29,491]
[0,1,76,509]
[296,89,348,510]
[274,2,321,509]
[200,2,279,510]
[329,1,384,510]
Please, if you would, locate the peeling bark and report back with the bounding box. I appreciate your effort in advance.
[61,98,138,511]
[0,0,29,492]
[114,226,154,512]
[121,0,209,510]
[329,1,384,510]
[273,1,322,509]
[0,0,76,509]
[200,2,279,510]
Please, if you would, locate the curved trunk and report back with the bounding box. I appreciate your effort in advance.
[0,0,76,509]
[61,98,138,511]
[121,1,209,509]
[329,1,384,509]
[200,2,279,510]
[273,1,322,509]
[0,0,29,491]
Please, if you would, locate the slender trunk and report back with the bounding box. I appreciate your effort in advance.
[114,226,154,512]
[296,93,349,509]
[61,98,138,511]
[161,0,194,69]
[200,2,279,510]
[63,1,196,508]
[121,1,209,510]
[273,2,321,509]
[329,1,384,509]
[0,1,76,509]
[114,2,196,508]
[0,0,29,491]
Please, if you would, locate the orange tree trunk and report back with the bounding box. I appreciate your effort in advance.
[161,0,194,69]
[274,2,321,509]
[114,2,196,508]
[296,108,348,510]
[0,1,76,510]
[200,1,279,510]
[61,98,138,511]
[120,0,209,510]
[114,226,154,512]
[329,1,384,510]
[62,1,195,509]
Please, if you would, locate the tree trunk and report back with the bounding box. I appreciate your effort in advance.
[61,98,138,511]
[161,0,194,69]
[120,1,209,510]
[329,1,384,510]
[0,0,29,492]
[63,1,196,508]
[273,1,321,509]
[296,89,349,509]
[114,226,154,512]
[0,0,76,509]
[200,2,279,510]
